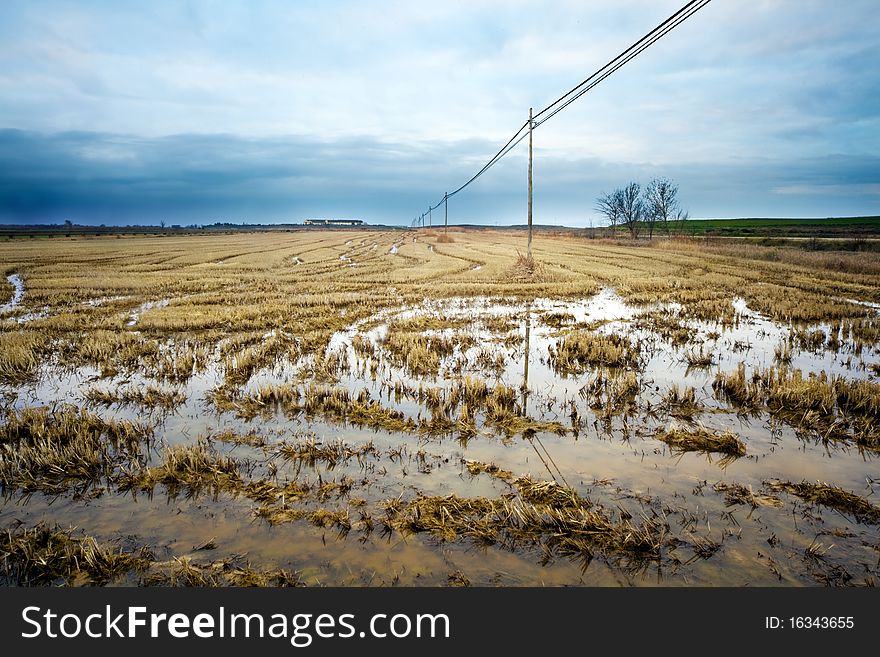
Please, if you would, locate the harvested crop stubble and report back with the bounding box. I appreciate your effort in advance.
[1,229,879,586]
[551,331,640,373]
[655,426,746,459]
[119,442,242,496]
[662,384,703,420]
[382,330,467,377]
[579,370,640,420]
[144,556,303,587]
[277,437,378,467]
[0,405,151,494]
[381,476,668,565]
[0,330,49,384]
[765,480,880,524]
[712,482,784,509]
[465,460,514,480]
[84,384,186,409]
[713,365,880,448]
[0,524,152,586]
[210,429,268,448]
[0,523,301,587]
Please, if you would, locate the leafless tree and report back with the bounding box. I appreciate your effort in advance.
[619,182,643,239]
[595,189,624,232]
[644,178,680,238]
[672,208,689,235]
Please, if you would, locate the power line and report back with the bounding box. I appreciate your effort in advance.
[426,119,530,212]
[420,0,712,217]
[534,0,711,128]
[533,0,708,123]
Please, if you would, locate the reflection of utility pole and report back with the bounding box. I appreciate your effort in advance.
[521,303,570,487]
[527,107,534,259]
[521,303,531,411]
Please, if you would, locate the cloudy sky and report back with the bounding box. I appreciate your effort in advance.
[1,0,877,226]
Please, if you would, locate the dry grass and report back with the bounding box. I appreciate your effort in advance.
[634,311,694,346]
[211,383,301,420]
[682,346,714,368]
[307,386,417,433]
[446,570,471,587]
[210,429,268,448]
[508,252,544,281]
[712,363,765,410]
[655,237,880,278]
[482,383,567,437]
[382,331,457,377]
[223,332,299,387]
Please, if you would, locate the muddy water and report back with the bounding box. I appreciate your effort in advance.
[2,288,879,586]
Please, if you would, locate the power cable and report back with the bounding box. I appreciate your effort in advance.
[419,0,712,216]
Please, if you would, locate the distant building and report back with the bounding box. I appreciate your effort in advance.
[303,219,364,227]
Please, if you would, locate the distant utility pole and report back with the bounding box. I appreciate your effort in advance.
[428,206,432,228]
[444,192,448,234]
[527,107,534,259]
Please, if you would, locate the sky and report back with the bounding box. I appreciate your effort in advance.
[0,0,878,227]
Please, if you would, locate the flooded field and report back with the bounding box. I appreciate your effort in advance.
[1,229,878,586]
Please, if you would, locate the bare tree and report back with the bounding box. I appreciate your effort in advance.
[595,189,623,232]
[672,208,689,235]
[644,178,680,238]
[619,182,643,239]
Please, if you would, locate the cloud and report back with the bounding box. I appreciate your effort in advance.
[1,129,877,226]
[0,2,878,223]
[772,184,880,196]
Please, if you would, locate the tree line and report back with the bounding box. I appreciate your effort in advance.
[596,178,688,239]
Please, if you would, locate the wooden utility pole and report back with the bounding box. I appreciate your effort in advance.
[444,192,448,234]
[428,206,432,228]
[527,107,534,259]
[522,304,531,396]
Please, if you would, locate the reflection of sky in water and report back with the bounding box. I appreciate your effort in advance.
[1,274,25,313]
